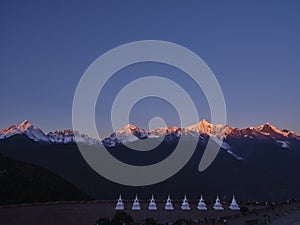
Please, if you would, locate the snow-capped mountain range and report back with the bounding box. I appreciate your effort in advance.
[0,120,299,151]
[0,120,100,145]
[102,119,299,146]
[0,120,49,143]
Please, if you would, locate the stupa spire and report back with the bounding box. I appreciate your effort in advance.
[132,194,141,210]
[197,194,207,210]
[229,195,240,210]
[164,194,174,210]
[148,194,157,211]
[115,194,124,210]
[213,195,224,210]
[180,195,191,210]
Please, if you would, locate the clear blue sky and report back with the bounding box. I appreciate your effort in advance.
[1,0,299,137]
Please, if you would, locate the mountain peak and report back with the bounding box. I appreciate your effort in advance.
[185,119,214,135]
[258,122,275,128]
[20,119,29,125]
[116,123,139,134]
[198,119,212,126]
[125,123,138,130]
[18,120,33,130]
[258,122,280,133]
[0,119,49,142]
[1,119,299,146]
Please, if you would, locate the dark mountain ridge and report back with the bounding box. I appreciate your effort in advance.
[0,131,300,202]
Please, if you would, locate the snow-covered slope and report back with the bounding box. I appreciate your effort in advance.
[102,124,186,147]
[256,123,299,140]
[184,119,226,138]
[0,120,100,145]
[102,124,151,147]
[101,122,243,160]
[102,119,300,147]
[226,123,300,143]
[1,120,299,152]
[0,120,49,142]
[47,130,76,144]
[47,130,101,145]
[100,120,300,160]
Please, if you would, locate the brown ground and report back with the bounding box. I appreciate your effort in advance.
[0,200,299,225]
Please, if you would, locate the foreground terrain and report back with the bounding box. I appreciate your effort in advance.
[0,154,90,204]
[0,200,299,225]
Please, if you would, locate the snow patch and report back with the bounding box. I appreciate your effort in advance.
[0,120,49,142]
[227,150,244,160]
[276,140,290,149]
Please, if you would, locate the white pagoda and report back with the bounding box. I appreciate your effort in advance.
[115,194,125,210]
[197,194,207,210]
[132,194,141,211]
[164,195,174,210]
[148,194,157,211]
[229,195,240,210]
[213,196,224,210]
[180,195,191,210]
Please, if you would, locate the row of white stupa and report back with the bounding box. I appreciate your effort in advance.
[115,194,240,211]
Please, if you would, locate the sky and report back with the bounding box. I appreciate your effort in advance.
[0,0,300,137]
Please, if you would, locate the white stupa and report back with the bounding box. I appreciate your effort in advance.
[213,196,224,210]
[132,194,141,210]
[180,195,191,210]
[197,194,207,210]
[148,194,157,211]
[229,195,240,210]
[164,195,174,210]
[115,194,125,210]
